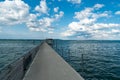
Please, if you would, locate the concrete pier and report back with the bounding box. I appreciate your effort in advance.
[23,42,84,80]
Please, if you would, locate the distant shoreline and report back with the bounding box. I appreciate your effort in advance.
[0,39,120,41]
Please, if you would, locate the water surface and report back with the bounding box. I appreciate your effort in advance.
[0,39,41,70]
[53,40,120,80]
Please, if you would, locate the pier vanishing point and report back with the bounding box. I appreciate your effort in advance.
[0,39,84,80]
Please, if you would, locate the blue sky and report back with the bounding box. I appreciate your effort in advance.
[0,0,120,40]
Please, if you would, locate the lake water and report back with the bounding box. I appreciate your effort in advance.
[0,39,42,70]
[0,39,120,80]
[53,40,120,80]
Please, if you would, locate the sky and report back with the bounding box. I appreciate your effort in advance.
[0,0,120,40]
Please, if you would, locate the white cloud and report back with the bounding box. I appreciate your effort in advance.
[61,30,75,37]
[48,31,54,34]
[35,0,48,14]
[61,4,120,39]
[74,8,93,20]
[26,17,54,32]
[27,11,64,32]
[0,0,64,33]
[92,23,120,29]
[54,7,59,12]
[67,0,81,4]
[111,29,120,33]
[74,4,106,21]
[115,11,120,15]
[90,29,120,40]
[93,4,104,9]
[0,0,29,25]
[72,4,108,28]
[26,0,64,32]
[55,11,64,20]
[39,17,54,27]
[68,22,87,31]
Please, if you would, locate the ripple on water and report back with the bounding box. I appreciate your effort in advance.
[0,40,42,71]
[53,40,120,80]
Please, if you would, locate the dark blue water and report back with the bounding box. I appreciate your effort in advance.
[0,39,120,80]
[53,40,120,80]
[0,39,41,70]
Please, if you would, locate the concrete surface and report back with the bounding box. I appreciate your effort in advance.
[23,42,84,80]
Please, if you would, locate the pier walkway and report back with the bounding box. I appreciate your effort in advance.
[23,42,84,80]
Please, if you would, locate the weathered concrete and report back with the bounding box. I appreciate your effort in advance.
[23,42,84,80]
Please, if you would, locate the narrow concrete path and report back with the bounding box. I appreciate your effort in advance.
[23,42,84,80]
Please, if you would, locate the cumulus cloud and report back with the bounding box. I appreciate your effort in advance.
[26,0,64,32]
[54,11,64,20]
[27,0,64,32]
[0,0,64,33]
[54,7,59,12]
[61,4,120,39]
[74,4,107,21]
[67,0,81,4]
[93,4,104,9]
[115,11,120,15]
[48,31,54,34]
[61,30,75,37]
[0,0,29,25]
[27,11,64,32]
[35,0,48,14]
[92,23,120,29]
[111,29,120,33]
